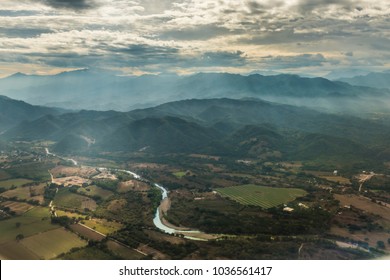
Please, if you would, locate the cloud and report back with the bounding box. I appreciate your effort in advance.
[199,51,247,67]
[0,27,53,38]
[260,54,330,69]
[39,0,97,10]
[0,0,389,76]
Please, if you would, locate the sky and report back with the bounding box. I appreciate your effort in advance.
[0,0,389,77]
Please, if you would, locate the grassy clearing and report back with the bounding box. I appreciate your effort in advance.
[0,179,33,189]
[77,185,114,199]
[0,207,59,245]
[173,171,186,178]
[2,187,31,200]
[320,176,351,184]
[117,180,150,193]
[54,188,97,211]
[216,184,307,209]
[0,184,45,201]
[82,219,123,235]
[55,210,86,219]
[21,227,87,259]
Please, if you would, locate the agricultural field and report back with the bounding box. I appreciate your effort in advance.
[50,165,98,178]
[0,179,33,189]
[106,240,145,259]
[20,227,87,259]
[0,183,46,204]
[70,223,105,241]
[82,218,123,235]
[77,185,114,199]
[0,241,39,260]
[52,176,90,187]
[55,210,86,219]
[0,207,59,245]
[216,184,307,209]
[53,188,97,211]
[6,162,54,181]
[1,201,34,215]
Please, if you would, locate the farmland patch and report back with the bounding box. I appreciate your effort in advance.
[216,184,307,209]
[20,227,87,259]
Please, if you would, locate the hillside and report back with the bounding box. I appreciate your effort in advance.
[2,97,390,166]
[0,95,65,131]
[338,72,390,90]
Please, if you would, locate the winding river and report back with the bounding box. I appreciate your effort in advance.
[45,148,207,241]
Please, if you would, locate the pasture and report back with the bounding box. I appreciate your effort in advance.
[0,241,39,260]
[1,201,34,215]
[82,218,123,235]
[173,171,186,178]
[0,207,59,245]
[0,179,33,189]
[0,183,45,204]
[77,185,114,199]
[216,184,307,209]
[54,188,97,211]
[20,227,87,259]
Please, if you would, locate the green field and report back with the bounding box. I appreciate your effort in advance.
[77,185,114,199]
[82,219,123,235]
[173,171,186,178]
[0,186,31,200]
[216,184,307,209]
[20,227,87,259]
[54,188,97,211]
[0,179,33,189]
[0,207,59,245]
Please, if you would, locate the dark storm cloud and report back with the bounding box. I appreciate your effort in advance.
[39,0,97,10]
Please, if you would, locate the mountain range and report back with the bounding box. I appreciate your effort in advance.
[1,70,389,115]
[1,96,389,170]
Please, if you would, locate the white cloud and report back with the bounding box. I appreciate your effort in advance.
[0,0,388,76]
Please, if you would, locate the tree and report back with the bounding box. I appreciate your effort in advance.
[16,234,24,241]
[377,240,385,249]
[15,222,21,228]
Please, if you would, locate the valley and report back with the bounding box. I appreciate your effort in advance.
[1,76,390,260]
[1,131,390,259]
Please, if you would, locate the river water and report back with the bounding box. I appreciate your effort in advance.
[45,148,204,239]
